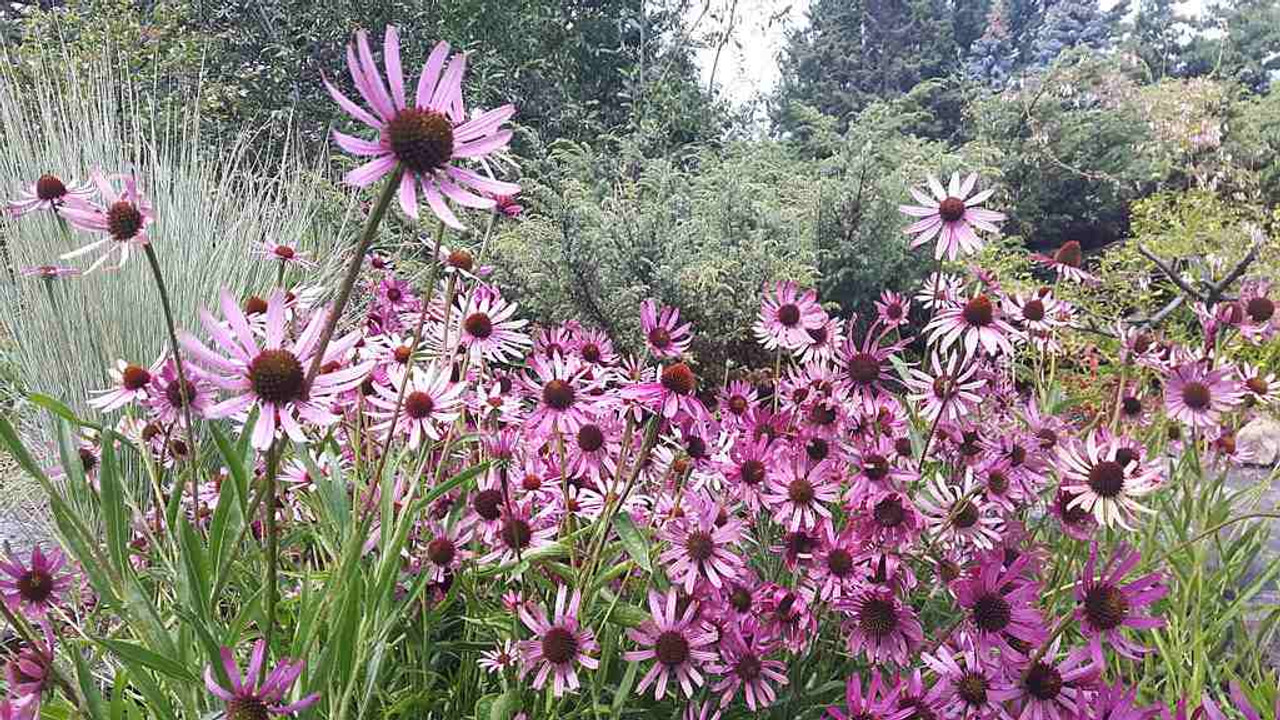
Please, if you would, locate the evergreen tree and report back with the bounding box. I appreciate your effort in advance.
[1182,0,1280,91]
[966,0,1018,88]
[1130,0,1185,80]
[1031,0,1118,65]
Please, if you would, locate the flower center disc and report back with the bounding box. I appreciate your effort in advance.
[962,296,994,327]
[248,349,306,405]
[577,424,605,452]
[227,697,271,720]
[972,593,1012,632]
[165,379,197,408]
[386,108,454,174]
[244,296,269,315]
[654,630,690,666]
[1022,299,1045,322]
[1181,381,1211,410]
[787,478,815,505]
[875,497,906,528]
[938,197,967,222]
[542,379,576,410]
[951,501,979,529]
[847,353,881,385]
[739,459,766,486]
[1084,583,1130,630]
[501,518,532,550]
[122,365,151,390]
[36,174,67,200]
[426,537,456,567]
[106,201,143,241]
[1246,297,1274,323]
[684,531,714,561]
[827,548,853,577]
[18,569,54,603]
[1054,241,1083,268]
[540,626,578,665]
[1023,662,1064,701]
[472,488,503,521]
[735,654,762,681]
[777,303,801,327]
[404,391,436,419]
[464,312,494,339]
[858,596,898,637]
[957,673,988,706]
[1087,460,1126,498]
[581,343,601,363]
[274,245,295,260]
[661,363,696,396]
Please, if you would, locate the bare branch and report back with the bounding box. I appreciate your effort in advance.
[1136,244,1206,302]
[1206,225,1267,305]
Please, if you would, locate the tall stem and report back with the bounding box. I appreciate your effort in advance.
[262,439,282,664]
[142,244,201,517]
[305,166,405,385]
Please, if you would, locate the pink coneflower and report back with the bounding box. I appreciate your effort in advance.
[707,627,789,711]
[899,172,1006,261]
[876,290,912,328]
[369,364,464,448]
[916,272,964,310]
[5,620,53,708]
[1032,241,1097,284]
[88,357,160,412]
[758,583,819,652]
[1057,431,1162,530]
[0,546,72,619]
[254,239,316,269]
[181,289,372,450]
[1238,362,1278,405]
[623,361,706,422]
[1163,362,1243,429]
[905,352,986,424]
[325,27,519,228]
[1004,291,1067,335]
[418,519,473,583]
[1237,279,1275,343]
[522,354,594,435]
[717,434,774,510]
[1088,681,1157,720]
[926,293,1017,357]
[7,173,94,217]
[763,457,837,531]
[808,527,862,601]
[840,322,907,400]
[60,172,154,272]
[657,499,745,593]
[492,193,524,218]
[754,281,827,351]
[146,355,215,426]
[717,379,759,427]
[565,418,620,481]
[0,697,36,720]
[623,588,717,700]
[573,328,618,367]
[841,584,923,665]
[923,644,1013,720]
[478,639,519,674]
[795,314,846,364]
[640,299,693,359]
[1050,487,1097,542]
[518,585,599,697]
[479,497,557,565]
[1075,542,1167,660]
[20,265,81,280]
[455,285,531,363]
[855,489,924,549]
[992,644,1099,720]
[951,555,1047,656]
[204,639,319,718]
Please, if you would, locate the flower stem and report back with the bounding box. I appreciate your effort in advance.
[304,165,405,385]
[262,438,282,668]
[142,244,201,519]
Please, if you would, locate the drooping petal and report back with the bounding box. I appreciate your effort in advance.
[344,155,398,188]
[415,41,451,109]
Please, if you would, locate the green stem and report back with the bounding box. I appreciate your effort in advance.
[304,165,405,385]
[142,244,201,523]
[262,439,282,668]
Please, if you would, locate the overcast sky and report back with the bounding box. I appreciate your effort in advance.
[690,0,1210,106]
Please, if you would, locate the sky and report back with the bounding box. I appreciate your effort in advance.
[689,0,1209,106]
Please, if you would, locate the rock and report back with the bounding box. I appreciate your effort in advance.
[1238,416,1280,466]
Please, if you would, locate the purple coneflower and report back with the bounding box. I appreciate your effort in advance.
[518,585,599,697]
[641,299,693,359]
[521,354,593,435]
[855,489,924,549]
[992,644,1099,720]
[876,290,912,328]
[145,355,214,426]
[1238,362,1278,405]
[204,639,319,718]
[573,328,618,367]
[951,555,1047,656]
[7,173,94,217]
[369,363,464,448]
[455,285,531,363]
[623,588,718,700]
[906,352,986,424]
[1075,542,1167,660]
[418,519,473,583]
[254,239,315,269]
[0,546,71,619]
[841,584,923,665]
[181,289,372,450]
[754,281,827,351]
[707,627,789,711]
[60,172,154,272]
[1031,241,1097,284]
[624,361,706,422]
[1057,431,1162,530]
[478,639,519,674]
[325,27,519,228]
[89,357,160,412]
[926,292,1018,357]
[20,265,81,280]
[1163,362,1243,430]
[658,499,745,593]
[899,172,1006,261]
[923,643,1013,720]
[808,527,863,601]
[763,457,837,531]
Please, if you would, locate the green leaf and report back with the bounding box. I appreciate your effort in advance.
[70,641,107,720]
[611,662,640,716]
[96,638,198,684]
[98,431,130,574]
[29,392,101,430]
[611,513,652,572]
[490,688,520,720]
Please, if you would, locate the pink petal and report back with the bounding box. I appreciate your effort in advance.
[415,41,451,109]
[398,171,419,219]
[333,130,385,157]
[453,130,512,159]
[383,26,406,109]
[422,178,464,229]
[344,155,398,188]
[323,77,382,130]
